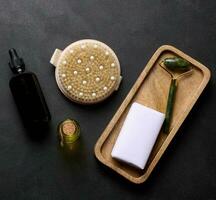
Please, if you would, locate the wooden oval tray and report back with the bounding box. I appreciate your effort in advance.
[94,45,211,184]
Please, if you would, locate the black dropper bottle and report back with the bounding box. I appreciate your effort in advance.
[9,49,51,130]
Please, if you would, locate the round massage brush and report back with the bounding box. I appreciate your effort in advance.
[50,39,122,104]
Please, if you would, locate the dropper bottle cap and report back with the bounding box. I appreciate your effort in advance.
[8,48,25,74]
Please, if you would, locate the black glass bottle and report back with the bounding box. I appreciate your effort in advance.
[9,49,51,130]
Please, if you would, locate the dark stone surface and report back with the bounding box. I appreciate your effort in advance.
[0,0,215,199]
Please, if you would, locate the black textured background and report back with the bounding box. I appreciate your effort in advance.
[0,1,216,199]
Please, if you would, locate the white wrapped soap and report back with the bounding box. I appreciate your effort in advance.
[111,102,165,169]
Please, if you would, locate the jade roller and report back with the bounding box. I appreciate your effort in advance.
[160,57,193,133]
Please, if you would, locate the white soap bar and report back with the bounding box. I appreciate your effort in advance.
[111,102,165,169]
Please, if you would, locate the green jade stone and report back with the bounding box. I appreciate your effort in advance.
[164,57,190,71]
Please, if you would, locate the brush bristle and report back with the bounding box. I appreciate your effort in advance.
[55,39,121,104]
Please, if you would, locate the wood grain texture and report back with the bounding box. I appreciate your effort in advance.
[94,45,211,184]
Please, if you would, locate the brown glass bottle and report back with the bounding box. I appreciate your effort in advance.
[9,49,51,129]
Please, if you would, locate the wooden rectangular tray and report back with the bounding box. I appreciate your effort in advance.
[94,45,211,184]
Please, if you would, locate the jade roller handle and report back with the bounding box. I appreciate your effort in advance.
[163,78,177,133]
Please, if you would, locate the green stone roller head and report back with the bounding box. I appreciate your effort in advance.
[164,57,191,71]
